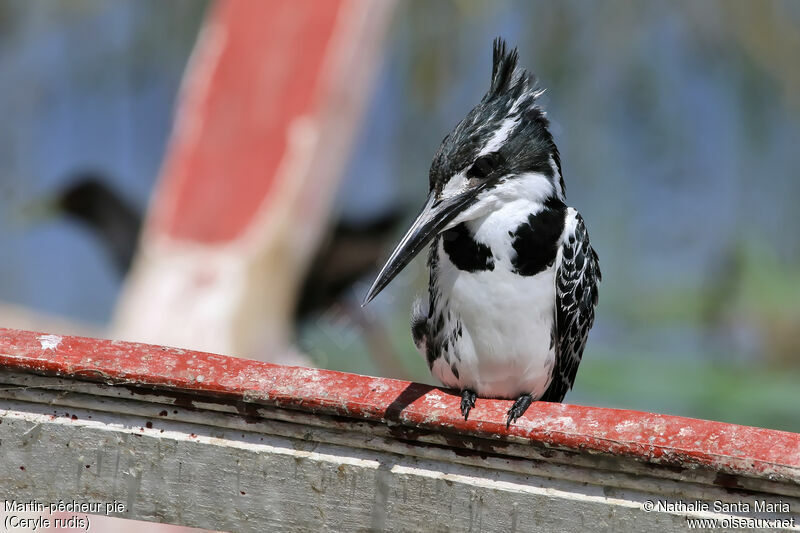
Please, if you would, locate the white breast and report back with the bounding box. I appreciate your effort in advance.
[429,196,557,399]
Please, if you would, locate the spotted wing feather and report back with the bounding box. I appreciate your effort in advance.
[540,212,600,402]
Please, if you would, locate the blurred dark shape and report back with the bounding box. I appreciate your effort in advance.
[56,173,141,274]
[295,208,407,380]
[701,242,745,329]
[295,209,404,321]
[51,171,404,324]
[701,243,800,369]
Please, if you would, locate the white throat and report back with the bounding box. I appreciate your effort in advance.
[445,171,557,230]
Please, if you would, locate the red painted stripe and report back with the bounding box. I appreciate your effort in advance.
[151,0,344,243]
[0,328,798,482]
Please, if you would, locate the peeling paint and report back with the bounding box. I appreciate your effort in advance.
[615,420,639,432]
[422,392,449,410]
[368,379,390,394]
[545,416,578,432]
[37,334,62,351]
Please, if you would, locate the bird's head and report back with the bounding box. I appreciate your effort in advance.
[363,38,563,305]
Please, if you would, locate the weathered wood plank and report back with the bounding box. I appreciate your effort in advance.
[5,399,788,533]
[1,328,799,531]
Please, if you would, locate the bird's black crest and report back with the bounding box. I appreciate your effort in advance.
[487,38,533,101]
[489,38,519,97]
[428,38,557,193]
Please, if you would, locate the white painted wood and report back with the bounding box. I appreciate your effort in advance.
[1,371,798,532]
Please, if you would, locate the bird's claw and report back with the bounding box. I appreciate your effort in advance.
[506,394,533,428]
[460,389,477,421]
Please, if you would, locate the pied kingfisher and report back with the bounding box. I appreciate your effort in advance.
[363,39,600,427]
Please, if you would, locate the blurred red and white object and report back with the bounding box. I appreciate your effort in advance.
[113,0,394,364]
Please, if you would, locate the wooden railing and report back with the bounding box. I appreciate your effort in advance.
[0,328,798,531]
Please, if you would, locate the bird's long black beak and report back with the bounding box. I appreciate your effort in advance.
[362,190,474,306]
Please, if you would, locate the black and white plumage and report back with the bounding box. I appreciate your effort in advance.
[364,39,600,427]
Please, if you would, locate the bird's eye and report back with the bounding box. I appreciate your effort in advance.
[467,152,503,181]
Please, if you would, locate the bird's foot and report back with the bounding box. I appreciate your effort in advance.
[460,389,477,421]
[506,394,533,428]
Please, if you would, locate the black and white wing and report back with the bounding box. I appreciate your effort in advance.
[541,209,601,403]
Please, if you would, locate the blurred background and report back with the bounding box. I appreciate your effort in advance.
[1,0,799,434]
